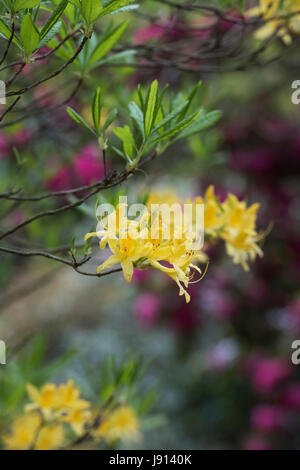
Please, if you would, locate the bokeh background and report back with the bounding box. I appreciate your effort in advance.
[1,0,300,450]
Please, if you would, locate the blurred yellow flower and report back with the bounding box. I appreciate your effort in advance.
[3,412,41,450]
[26,380,90,419]
[94,406,140,443]
[247,0,300,44]
[61,408,92,435]
[35,423,65,450]
[220,194,263,271]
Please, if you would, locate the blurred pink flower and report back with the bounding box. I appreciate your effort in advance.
[251,405,286,432]
[251,358,292,395]
[171,301,199,332]
[280,384,300,409]
[46,166,72,191]
[243,435,271,450]
[133,24,167,44]
[74,144,105,186]
[134,293,161,326]
[131,269,150,284]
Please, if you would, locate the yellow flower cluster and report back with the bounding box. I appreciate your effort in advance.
[247,0,300,43]
[84,186,263,303]
[2,381,139,450]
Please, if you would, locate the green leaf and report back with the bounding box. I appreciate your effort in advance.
[92,87,102,134]
[0,19,22,48]
[129,101,144,139]
[66,107,96,134]
[14,0,41,12]
[137,84,145,112]
[40,0,69,40]
[38,21,62,48]
[99,0,136,16]
[103,107,118,131]
[174,110,222,141]
[144,80,158,138]
[113,125,135,159]
[178,80,202,121]
[152,101,188,134]
[152,111,201,144]
[80,0,103,24]
[88,20,128,66]
[20,14,40,57]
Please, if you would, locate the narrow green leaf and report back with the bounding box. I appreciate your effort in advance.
[137,84,145,112]
[152,101,188,134]
[0,19,22,48]
[38,21,62,48]
[178,80,202,121]
[40,0,69,40]
[20,14,40,57]
[110,144,127,160]
[92,87,102,134]
[144,80,158,138]
[88,20,128,66]
[66,107,96,134]
[152,111,201,143]
[103,107,118,131]
[81,0,103,24]
[174,110,222,141]
[14,0,41,12]
[99,0,135,16]
[128,101,144,139]
[114,125,135,158]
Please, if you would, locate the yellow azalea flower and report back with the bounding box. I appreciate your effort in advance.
[84,186,263,302]
[94,406,140,443]
[3,412,42,450]
[61,408,92,435]
[220,194,263,271]
[97,237,153,282]
[85,203,133,250]
[26,380,90,419]
[189,185,223,237]
[35,423,65,450]
[146,190,180,207]
[53,380,90,411]
[247,0,300,44]
[26,383,57,419]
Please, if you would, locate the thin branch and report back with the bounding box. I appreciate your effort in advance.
[0,22,15,66]
[0,95,21,122]
[5,36,88,98]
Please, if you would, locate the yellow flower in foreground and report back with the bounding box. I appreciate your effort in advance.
[95,406,140,443]
[97,237,153,283]
[35,423,65,450]
[61,408,92,435]
[3,412,41,450]
[26,380,90,419]
[84,187,264,302]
